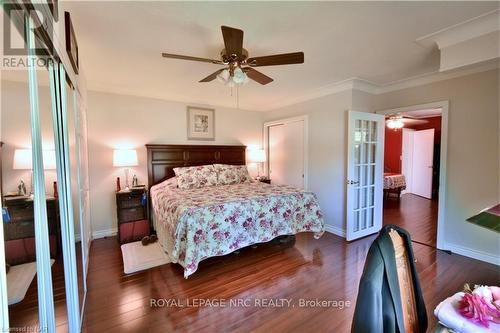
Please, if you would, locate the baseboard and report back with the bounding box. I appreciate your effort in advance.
[324,224,346,238]
[445,242,499,266]
[92,228,117,240]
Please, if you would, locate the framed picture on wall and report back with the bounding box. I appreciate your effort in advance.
[187,107,215,140]
[64,11,79,74]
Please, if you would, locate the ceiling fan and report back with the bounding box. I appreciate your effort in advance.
[161,26,304,86]
[386,114,429,129]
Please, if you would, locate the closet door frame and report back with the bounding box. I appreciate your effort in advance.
[263,115,309,189]
[0,9,83,333]
[51,61,81,332]
[27,15,57,332]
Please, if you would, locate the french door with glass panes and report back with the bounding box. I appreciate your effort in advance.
[346,111,385,241]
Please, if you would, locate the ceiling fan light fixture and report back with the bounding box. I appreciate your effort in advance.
[232,67,247,85]
[217,69,230,83]
[387,118,404,130]
[243,74,250,84]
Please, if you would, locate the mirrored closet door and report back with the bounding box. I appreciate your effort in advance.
[64,78,86,313]
[1,17,59,331]
[1,7,88,333]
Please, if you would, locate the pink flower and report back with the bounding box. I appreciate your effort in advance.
[491,287,500,308]
[459,292,500,327]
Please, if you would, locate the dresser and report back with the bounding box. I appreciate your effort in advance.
[115,188,149,244]
[3,196,60,264]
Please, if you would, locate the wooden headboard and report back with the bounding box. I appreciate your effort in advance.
[146,144,246,189]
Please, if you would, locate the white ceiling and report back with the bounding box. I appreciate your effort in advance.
[58,1,498,111]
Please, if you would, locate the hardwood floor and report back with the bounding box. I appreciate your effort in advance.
[80,233,499,333]
[383,193,438,247]
[7,244,84,333]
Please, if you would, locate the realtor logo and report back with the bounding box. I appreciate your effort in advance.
[2,2,53,67]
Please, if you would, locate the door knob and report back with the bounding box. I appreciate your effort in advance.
[347,180,360,185]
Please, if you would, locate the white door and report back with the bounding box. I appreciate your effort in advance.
[411,129,434,199]
[268,120,305,188]
[346,111,385,241]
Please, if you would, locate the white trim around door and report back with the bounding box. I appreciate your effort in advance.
[376,100,449,250]
[263,115,309,189]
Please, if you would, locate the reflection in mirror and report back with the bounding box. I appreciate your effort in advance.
[1,67,40,329]
[65,80,85,310]
[1,64,59,329]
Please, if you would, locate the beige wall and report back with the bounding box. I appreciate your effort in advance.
[264,90,353,235]
[87,91,265,236]
[264,69,499,264]
[373,69,499,263]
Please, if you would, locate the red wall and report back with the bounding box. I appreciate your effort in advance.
[384,116,442,173]
[384,128,403,173]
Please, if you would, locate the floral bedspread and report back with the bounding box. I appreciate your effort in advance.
[151,180,325,278]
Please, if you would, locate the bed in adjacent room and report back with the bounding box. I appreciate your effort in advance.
[147,144,325,278]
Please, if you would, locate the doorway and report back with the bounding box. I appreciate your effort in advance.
[264,116,308,189]
[378,102,448,248]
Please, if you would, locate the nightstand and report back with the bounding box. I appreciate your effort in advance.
[115,188,149,244]
[258,178,271,184]
[3,196,60,264]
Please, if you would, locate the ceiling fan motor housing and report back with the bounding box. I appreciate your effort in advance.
[221,48,249,64]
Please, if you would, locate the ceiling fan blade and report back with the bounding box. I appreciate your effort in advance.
[244,68,273,85]
[162,53,223,65]
[221,26,243,59]
[247,52,304,67]
[199,69,225,82]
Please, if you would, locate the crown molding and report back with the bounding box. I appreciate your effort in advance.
[416,9,500,49]
[264,77,378,111]
[263,60,498,111]
[374,59,499,94]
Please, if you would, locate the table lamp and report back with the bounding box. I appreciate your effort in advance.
[113,149,138,191]
[13,149,56,195]
[248,148,266,178]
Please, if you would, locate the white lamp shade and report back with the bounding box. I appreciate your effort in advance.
[248,149,266,163]
[113,149,138,167]
[13,149,57,170]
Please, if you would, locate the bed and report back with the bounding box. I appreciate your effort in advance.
[147,144,325,278]
[383,172,407,200]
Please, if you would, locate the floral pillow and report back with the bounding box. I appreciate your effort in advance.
[173,165,218,189]
[214,164,253,185]
[163,177,179,190]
